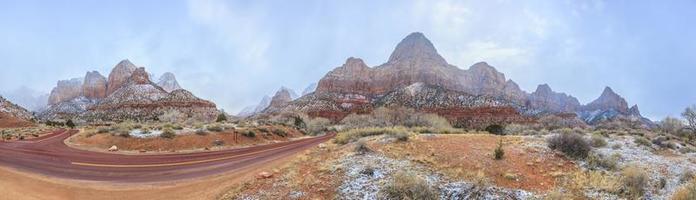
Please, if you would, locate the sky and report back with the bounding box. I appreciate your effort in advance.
[0,0,695,120]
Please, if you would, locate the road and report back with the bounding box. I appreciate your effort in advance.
[0,129,334,183]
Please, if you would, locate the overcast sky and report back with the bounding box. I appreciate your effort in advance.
[1,0,695,120]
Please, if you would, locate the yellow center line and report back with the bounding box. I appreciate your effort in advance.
[71,137,324,168]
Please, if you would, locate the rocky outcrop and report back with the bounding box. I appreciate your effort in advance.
[106,59,137,96]
[40,60,218,122]
[157,72,182,92]
[48,78,83,105]
[88,67,217,122]
[583,87,629,114]
[270,32,653,127]
[628,105,641,117]
[316,32,522,100]
[82,71,107,100]
[527,84,581,114]
[268,87,294,109]
[0,96,34,127]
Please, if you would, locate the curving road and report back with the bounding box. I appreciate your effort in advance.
[0,129,334,182]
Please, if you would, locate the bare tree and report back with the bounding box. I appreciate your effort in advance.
[682,105,696,131]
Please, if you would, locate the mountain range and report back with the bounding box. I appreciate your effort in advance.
[38,60,218,122]
[257,32,652,128]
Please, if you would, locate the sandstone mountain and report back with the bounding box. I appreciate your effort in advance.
[236,95,273,117]
[264,32,650,127]
[268,87,295,110]
[82,71,107,100]
[527,84,581,114]
[106,59,138,96]
[40,60,218,122]
[157,72,183,92]
[48,78,83,105]
[0,96,34,127]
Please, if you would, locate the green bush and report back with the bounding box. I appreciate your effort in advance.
[494,140,505,160]
[216,113,227,122]
[590,134,608,148]
[207,124,224,132]
[547,133,591,159]
[485,124,505,135]
[66,119,76,129]
[272,128,287,137]
[634,137,651,147]
[380,171,439,200]
[195,129,208,136]
[160,128,176,139]
[242,130,256,137]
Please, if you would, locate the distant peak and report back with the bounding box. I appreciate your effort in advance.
[387,32,446,64]
[534,84,553,94]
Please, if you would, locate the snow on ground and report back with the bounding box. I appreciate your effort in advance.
[592,135,696,200]
[336,148,536,200]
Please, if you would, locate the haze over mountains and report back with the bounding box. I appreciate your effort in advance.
[37,60,218,122]
[254,32,651,128]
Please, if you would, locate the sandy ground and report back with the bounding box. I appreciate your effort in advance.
[0,149,301,200]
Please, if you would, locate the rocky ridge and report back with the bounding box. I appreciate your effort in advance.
[40,60,218,122]
[265,32,651,127]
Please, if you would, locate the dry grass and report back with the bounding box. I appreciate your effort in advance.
[620,165,649,198]
[376,134,577,192]
[70,125,303,152]
[672,179,696,200]
[380,170,439,200]
[334,126,414,144]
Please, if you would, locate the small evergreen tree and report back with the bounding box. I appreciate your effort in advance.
[216,113,227,122]
[66,119,76,129]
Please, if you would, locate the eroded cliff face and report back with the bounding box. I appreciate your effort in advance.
[157,72,183,92]
[48,78,83,105]
[316,33,518,99]
[270,32,651,127]
[40,61,218,122]
[82,71,107,100]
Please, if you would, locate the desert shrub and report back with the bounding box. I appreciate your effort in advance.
[504,124,531,135]
[673,179,696,200]
[334,127,412,145]
[206,124,224,132]
[406,113,451,129]
[586,152,619,170]
[681,171,695,183]
[590,134,608,148]
[354,140,372,155]
[485,124,505,135]
[661,117,685,134]
[391,132,409,142]
[195,129,208,136]
[620,165,649,198]
[380,171,439,200]
[634,137,652,147]
[216,113,227,122]
[66,119,75,129]
[97,127,110,133]
[494,140,504,160]
[547,133,591,159]
[159,109,186,123]
[242,130,256,137]
[272,128,287,137]
[538,115,586,130]
[680,146,696,154]
[212,139,224,146]
[340,106,451,129]
[307,117,331,135]
[160,128,175,139]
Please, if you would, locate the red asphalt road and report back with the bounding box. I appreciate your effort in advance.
[0,129,334,183]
